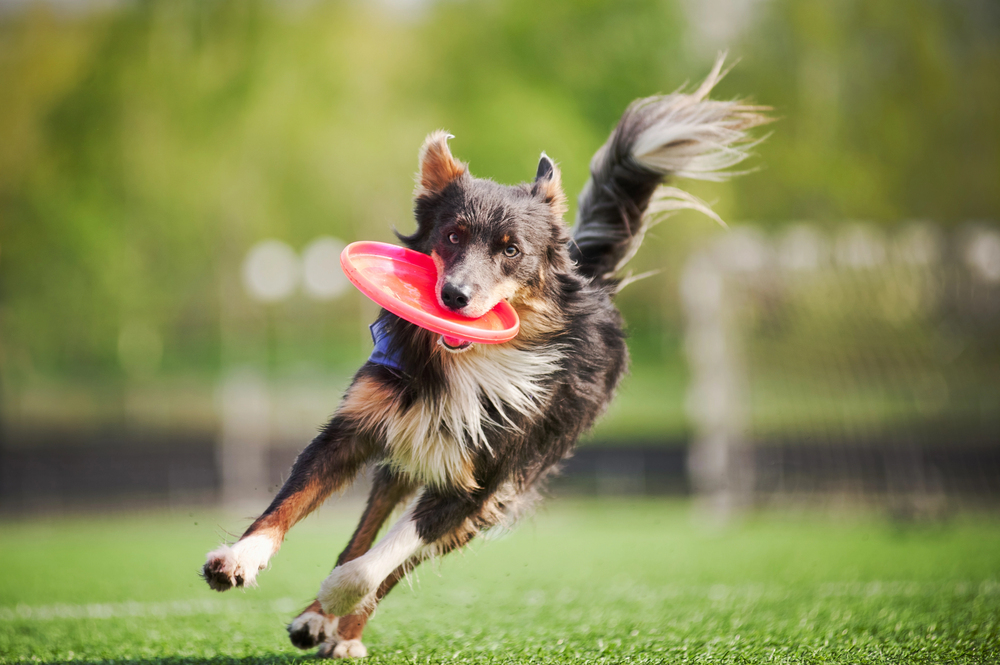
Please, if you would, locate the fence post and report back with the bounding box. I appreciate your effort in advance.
[216,368,271,511]
[682,243,754,520]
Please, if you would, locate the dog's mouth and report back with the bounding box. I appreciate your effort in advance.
[438,335,473,353]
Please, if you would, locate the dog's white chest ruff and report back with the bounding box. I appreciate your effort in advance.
[382,344,562,489]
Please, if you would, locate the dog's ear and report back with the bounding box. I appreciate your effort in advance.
[416,130,467,198]
[532,152,567,217]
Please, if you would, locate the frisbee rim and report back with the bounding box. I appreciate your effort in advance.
[340,241,520,344]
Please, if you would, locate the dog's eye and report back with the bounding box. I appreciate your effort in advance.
[448,232,460,245]
[504,245,519,258]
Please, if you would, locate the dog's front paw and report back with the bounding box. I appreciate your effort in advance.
[201,534,277,591]
[202,547,242,591]
[287,608,338,649]
[318,562,374,617]
[318,638,368,659]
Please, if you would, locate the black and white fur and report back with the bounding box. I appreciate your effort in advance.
[202,57,768,659]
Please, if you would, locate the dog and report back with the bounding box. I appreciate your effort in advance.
[201,57,768,659]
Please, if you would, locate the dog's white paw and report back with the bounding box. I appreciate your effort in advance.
[287,610,338,650]
[318,561,375,617]
[318,638,368,659]
[201,534,277,591]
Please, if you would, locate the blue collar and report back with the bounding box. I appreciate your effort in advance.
[368,318,406,372]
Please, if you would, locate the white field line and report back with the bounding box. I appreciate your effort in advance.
[0,597,301,622]
[4,580,996,622]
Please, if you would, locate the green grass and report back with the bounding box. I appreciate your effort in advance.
[1,499,998,664]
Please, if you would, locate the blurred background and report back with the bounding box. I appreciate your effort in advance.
[1,0,998,517]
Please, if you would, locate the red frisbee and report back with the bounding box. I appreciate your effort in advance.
[340,241,519,345]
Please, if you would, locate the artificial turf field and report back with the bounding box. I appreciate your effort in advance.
[1,499,998,664]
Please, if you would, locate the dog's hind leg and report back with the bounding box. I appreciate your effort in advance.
[315,517,482,659]
[203,374,395,592]
[317,485,510,619]
[289,466,415,653]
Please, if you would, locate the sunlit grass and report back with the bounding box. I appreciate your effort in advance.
[1,499,998,663]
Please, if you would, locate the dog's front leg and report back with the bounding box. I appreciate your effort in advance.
[202,386,381,591]
[317,486,493,616]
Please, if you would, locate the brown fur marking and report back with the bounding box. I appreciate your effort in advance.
[336,471,416,567]
[416,130,467,197]
[339,375,398,435]
[296,599,323,617]
[244,468,341,540]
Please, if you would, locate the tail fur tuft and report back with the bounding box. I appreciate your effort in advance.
[570,55,771,284]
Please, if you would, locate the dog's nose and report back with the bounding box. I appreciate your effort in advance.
[441,282,472,310]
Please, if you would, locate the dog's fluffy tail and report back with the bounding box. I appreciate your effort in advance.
[570,55,771,285]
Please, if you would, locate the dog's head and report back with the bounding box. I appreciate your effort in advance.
[397,131,571,320]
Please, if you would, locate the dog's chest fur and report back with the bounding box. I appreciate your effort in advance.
[382,343,562,490]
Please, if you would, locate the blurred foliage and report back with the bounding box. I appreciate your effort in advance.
[727,0,1000,224]
[0,0,997,439]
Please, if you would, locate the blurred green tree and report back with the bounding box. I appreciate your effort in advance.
[0,0,996,441]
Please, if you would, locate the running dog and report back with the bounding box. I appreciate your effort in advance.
[202,57,768,659]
